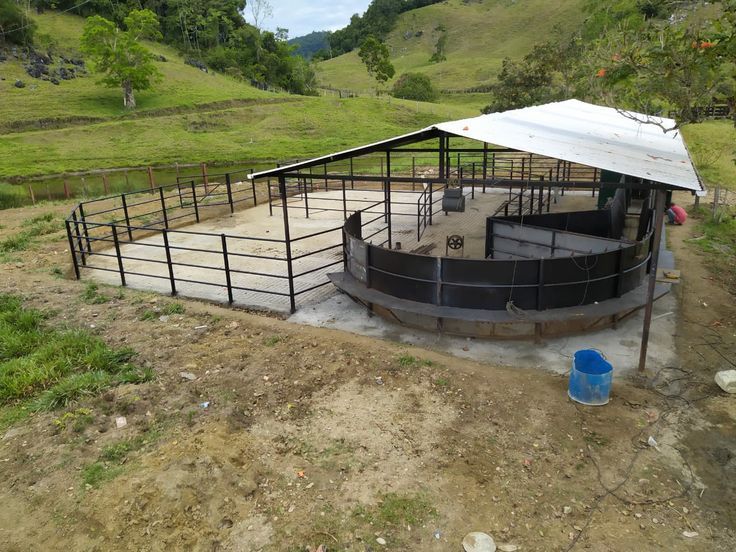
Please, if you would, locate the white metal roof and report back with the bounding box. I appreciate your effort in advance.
[251,99,703,192]
[435,100,702,191]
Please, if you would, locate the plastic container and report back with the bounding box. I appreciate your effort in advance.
[568,349,613,406]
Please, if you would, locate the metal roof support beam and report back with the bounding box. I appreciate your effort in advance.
[638,188,666,373]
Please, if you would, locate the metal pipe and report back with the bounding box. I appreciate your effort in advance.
[638,189,666,373]
[279,175,297,313]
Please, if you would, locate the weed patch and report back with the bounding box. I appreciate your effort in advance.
[80,282,110,304]
[139,302,185,320]
[0,213,62,261]
[397,354,433,368]
[690,207,736,294]
[81,462,124,488]
[263,335,283,346]
[0,294,153,425]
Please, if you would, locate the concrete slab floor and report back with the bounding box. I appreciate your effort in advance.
[288,291,678,379]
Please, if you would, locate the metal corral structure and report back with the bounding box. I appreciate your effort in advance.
[67,100,703,369]
[249,100,704,370]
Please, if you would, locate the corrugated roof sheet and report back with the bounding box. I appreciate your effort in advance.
[250,99,703,192]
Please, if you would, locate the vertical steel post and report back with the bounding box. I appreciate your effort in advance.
[429,181,434,225]
[78,203,92,254]
[324,163,328,191]
[250,169,257,206]
[159,187,169,228]
[226,173,234,214]
[412,156,416,191]
[349,158,355,189]
[386,151,392,247]
[121,193,133,241]
[162,229,177,296]
[191,181,200,223]
[221,234,233,304]
[267,179,273,216]
[112,225,126,286]
[65,220,81,280]
[71,211,86,266]
[279,175,297,314]
[638,189,666,373]
[342,178,347,220]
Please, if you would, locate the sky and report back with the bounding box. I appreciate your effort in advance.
[261,0,373,38]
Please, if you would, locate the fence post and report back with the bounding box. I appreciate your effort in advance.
[28,185,35,205]
[429,181,434,225]
[221,234,233,304]
[71,211,86,266]
[267,179,273,216]
[102,173,110,195]
[324,163,328,191]
[63,179,70,199]
[121,194,133,241]
[112,225,126,286]
[412,156,416,191]
[162,229,177,296]
[191,181,200,223]
[65,220,80,280]
[201,162,209,195]
[159,187,169,228]
[279,175,297,314]
[225,173,234,214]
[250,169,257,206]
[147,167,155,191]
[349,158,355,189]
[78,203,92,254]
[342,178,347,220]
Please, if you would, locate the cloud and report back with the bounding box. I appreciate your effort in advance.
[261,0,372,38]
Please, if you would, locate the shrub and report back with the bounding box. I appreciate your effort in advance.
[391,72,438,102]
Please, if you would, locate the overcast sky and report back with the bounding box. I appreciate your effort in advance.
[262,1,373,38]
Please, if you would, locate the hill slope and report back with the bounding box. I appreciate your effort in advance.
[0,12,275,131]
[0,11,476,182]
[317,0,587,91]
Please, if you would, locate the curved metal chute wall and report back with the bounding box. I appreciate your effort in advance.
[342,210,653,312]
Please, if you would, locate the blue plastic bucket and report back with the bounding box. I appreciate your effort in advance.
[568,350,613,406]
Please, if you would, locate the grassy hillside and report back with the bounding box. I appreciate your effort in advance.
[0,10,476,184]
[0,97,472,179]
[317,0,587,91]
[0,12,275,130]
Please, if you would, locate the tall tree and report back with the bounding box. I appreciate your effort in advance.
[81,9,163,109]
[249,0,273,31]
[358,35,395,92]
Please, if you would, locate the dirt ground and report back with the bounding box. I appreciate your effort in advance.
[1,193,735,551]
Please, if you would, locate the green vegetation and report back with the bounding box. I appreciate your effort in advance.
[358,36,396,90]
[397,354,433,368]
[318,0,587,91]
[263,335,283,346]
[354,492,437,528]
[53,407,94,432]
[392,72,437,102]
[81,9,162,109]
[81,283,110,305]
[139,302,185,320]
[0,213,62,261]
[682,121,736,191]
[81,461,124,487]
[328,0,443,56]
[31,0,315,94]
[0,294,153,425]
[0,95,473,179]
[0,0,35,45]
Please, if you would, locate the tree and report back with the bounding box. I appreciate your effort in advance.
[0,0,36,46]
[358,35,395,91]
[81,9,163,110]
[429,24,447,63]
[249,0,273,31]
[391,72,437,102]
[587,1,735,125]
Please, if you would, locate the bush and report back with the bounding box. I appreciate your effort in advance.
[0,0,35,46]
[391,72,438,102]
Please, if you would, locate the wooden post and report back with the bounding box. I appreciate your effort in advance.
[201,162,209,194]
[147,167,155,190]
[28,185,36,205]
[638,189,667,374]
[102,173,110,195]
[63,179,71,199]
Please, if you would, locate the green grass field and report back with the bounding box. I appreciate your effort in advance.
[681,121,736,191]
[317,0,586,92]
[0,12,274,129]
